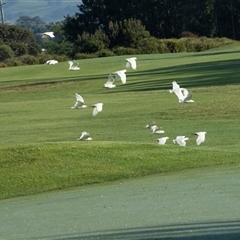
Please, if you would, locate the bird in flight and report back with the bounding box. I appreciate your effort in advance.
[113,70,127,84]
[45,60,58,65]
[193,131,207,145]
[151,125,165,134]
[71,93,87,109]
[104,74,116,88]
[42,32,55,38]
[157,137,169,145]
[173,136,189,146]
[77,131,92,141]
[169,81,194,103]
[92,103,103,116]
[126,57,137,70]
[68,60,80,70]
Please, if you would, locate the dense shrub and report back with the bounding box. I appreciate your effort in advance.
[43,41,75,57]
[76,32,106,53]
[74,53,97,59]
[0,45,14,61]
[18,55,39,65]
[137,37,161,54]
[95,49,115,57]
[157,40,170,53]
[5,58,23,67]
[180,31,198,38]
[28,44,42,56]
[8,42,28,57]
[112,46,138,55]
[0,62,7,68]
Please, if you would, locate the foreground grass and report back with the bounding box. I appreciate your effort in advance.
[1,142,239,199]
[1,43,240,199]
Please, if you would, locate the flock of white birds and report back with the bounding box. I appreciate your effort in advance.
[146,120,206,147]
[45,46,206,146]
[146,79,207,147]
[70,57,137,141]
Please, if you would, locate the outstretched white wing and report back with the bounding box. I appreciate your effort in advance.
[69,60,80,70]
[114,70,127,84]
[126,57,137,70]
[169,81,184,101]
[173,136,189,146]
[78,131,92,141]
[157,137,169,145]
[180,88,194,103]
[45,60,58,65]
[42,32,55,38]
[194,131,207,145]
[92,103,103,116]
[104,74,116,88]
[71,93,87,109]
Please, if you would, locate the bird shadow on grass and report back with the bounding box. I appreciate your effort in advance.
[108,58,240,93]
[35,219,240,240]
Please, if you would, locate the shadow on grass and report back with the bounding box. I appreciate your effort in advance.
[108,58,240,93]
[35,220,240,240]
[2,58,240,93]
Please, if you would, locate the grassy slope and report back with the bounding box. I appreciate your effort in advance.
[1,44,240,199]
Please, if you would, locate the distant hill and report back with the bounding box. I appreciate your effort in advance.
[3,0,82,23]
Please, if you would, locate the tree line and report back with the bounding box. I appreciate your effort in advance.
[64,0,240,40]
[0,0,239,67]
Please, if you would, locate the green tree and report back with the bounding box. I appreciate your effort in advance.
[0,24,41,58]
[15,16,48,34]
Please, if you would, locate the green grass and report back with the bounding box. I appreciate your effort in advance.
[1,44,240,199]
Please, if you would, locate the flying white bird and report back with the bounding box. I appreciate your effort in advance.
[77,131,92,141]
[169,81,182,94]
[45,60,58,65]
[126,57,137,70]
[193,131,207,145]
[92,103,103,116]
[71,93,87,109]
[42,31,55,38]
[151,125,165,134]
[104,74,116,88]
[180,88,195,103]
[68,60,80,70]
[157,137,169,145]
[146,122,157,129]
[169,81,194,103]
[173,136,189,146]
[113,70,127,84]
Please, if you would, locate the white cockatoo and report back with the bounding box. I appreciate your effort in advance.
[157,137,169,145]
[45,60,58,65]
[180,88,195,103]
[77,131,92,141]
[146,122,157,129]
[173,136,189,146]
[71,93,87,109]
[113,70,127,84]
[126,57,137,70]
[104,74,116,88]
[169,81,194,103]
[193,131,207,145]
[42,32,55,38]
[68,60,80,70]
[151,125,165,134]
[92,103,103,116]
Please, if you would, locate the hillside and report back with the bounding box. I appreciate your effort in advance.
[3,0,82,23]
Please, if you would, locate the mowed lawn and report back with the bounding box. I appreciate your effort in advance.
[1,44,240,199]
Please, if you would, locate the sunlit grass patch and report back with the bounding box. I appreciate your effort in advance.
[0,44,240,199]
